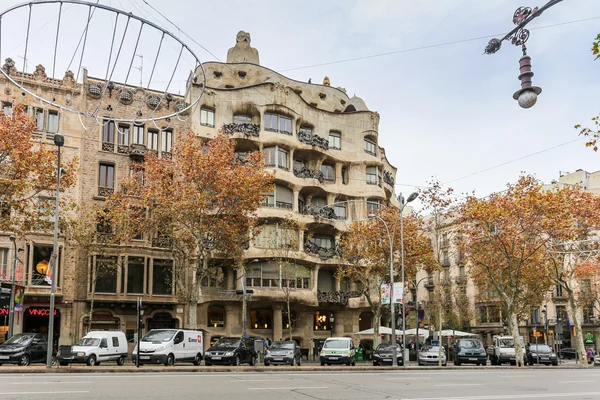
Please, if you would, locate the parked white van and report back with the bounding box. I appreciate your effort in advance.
[56,331,128,367]
[320,337,356,366]
[132,329,204,366]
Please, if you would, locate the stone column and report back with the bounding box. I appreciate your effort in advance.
[335,276,341,291]
[299,230,305,252]
[235,266,243,290]
[333,311,344,337]
[226,267,235,290]
[312,265,320,294]
[273,304,283,341]
[293,189,300,212]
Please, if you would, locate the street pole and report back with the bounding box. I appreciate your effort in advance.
[400,202,408,366]
[46,133,64,368]
[242,267,247,337]
[7,235,18,339]
[415,281,419,351]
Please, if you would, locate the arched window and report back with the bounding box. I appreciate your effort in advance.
[359,312,374,331]
[207,305,225,328]
[251,309,273,329]
[283,310,296,330]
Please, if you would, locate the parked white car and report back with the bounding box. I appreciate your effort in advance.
[56,331,128,367]
[132,329,203,366]
[418,345,447,366]
[320,337,356,366]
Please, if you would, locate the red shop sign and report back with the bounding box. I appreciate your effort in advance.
[0,308,8,316]
[27,308,58,317]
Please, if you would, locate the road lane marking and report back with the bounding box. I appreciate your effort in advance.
[557,380,596,383]
[386,377,432,380]
[236,379,288,382]
[10,382,92,385]
[434,383,482,387]
[0,391,89,395]
[249,386,327,390]
[401,392,600,400]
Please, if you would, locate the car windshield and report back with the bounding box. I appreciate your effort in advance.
[499,338,514,348]
[142,330,176,342]
[270,342,295,350]
[458,340,480,349]
[324,340,349,349]
[4,334,33,345]
[76,338,100,347]
[376,343,401,351]
[530,345,552,352]
[422,346,441,353]
[214,338,240,348]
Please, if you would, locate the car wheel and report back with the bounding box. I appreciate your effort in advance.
[456,359,461,366]
[96,362,101,366]
[117,356,125,366]
[87,355,97,367]
[291,357,297,366]
[59,362,68,367]
[320,361,325,366]
[19,354,31,366]
[164,354,174,367]
[373,361,379,366]
[443,362,447,367]
[552,361,558,366]
[193,354,202,366]
[235,355,241,366]
[398,361,403,366]
[250,355,257,366]
[351,360,356,366]
[205,362,212,366]
[264,362,270,366]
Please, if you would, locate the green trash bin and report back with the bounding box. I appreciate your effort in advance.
[356,347,364,362]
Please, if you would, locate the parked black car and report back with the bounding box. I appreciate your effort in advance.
[204,337,257,366]
[453,338,487,366]
[264,340,302,366]
[372,342,403,366]
[525,344,558,365]
[559,348,578,360]
[0,333,48,366]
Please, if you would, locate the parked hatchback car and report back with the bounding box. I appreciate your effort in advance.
[418,345,447,366]
[204,337,257,366]
[372,342,403,366]
[0,333,48,366]
[525,344,558,366]
[453,338,486,366]
[264,340,302,366]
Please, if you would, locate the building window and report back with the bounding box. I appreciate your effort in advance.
[367,199,380,214]
[0,248,8,281]
[314,310,331,331]
[251,309,273,329]
[2,102,12,117]
[32,244,59,287]
[364,138,376,156]
[264,146,289,170]
[341,167,348,185]
[208,306,225,328]
[359,312,373,331]
[152,259,172,295]
[162,129,173,153]
[102,120,115,143]
[253,224,299,249]
[556,305,566,323]
[245,262,310,289]
[366,166,379,185]
[93,256,118,294]
[531,307,540,324]
[334,204,346,220]
[261,184,293,210]
[99,163,115,194]
[233,114,251,124]
[264,113,292,135]
[555,285,563,297]
[148,129,159,151]
[310,236,334,249]
[34,108,44,132]
[47,110,59,133]
[321,164,335,183]
[127,257,145,294]
[201,108,215,127]
[117,125,130,145]
[133,124,144,145]
[328,131,341,150]
[584,306,595,324]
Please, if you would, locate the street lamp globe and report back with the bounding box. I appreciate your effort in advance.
[53,132,64,147]
[517,89,538,109]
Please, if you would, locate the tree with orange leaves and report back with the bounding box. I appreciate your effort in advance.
[340,206,435,348]
[544,184,600,367]
[114,131,274,328]
[0,103,77,234]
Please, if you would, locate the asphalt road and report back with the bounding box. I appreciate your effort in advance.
[1,369,600,400]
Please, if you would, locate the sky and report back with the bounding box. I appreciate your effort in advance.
[1,0,598,209]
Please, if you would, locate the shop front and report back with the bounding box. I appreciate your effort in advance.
[23,306,60,350]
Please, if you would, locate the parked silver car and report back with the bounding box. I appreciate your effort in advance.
[418,345,447,366]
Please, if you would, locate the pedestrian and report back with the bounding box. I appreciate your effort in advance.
[587,347,595,364]
[264,337,270,352]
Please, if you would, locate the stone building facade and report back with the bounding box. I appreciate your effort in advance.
[0,33,400,355]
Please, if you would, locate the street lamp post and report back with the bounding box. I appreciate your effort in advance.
[7,235,20,339]
[330,313,335,338]
[367,191,418,368]
[46,133,64,368]
[413,276,429,351]
[484,0,565,109]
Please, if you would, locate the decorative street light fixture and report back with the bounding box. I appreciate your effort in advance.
[46,132,64,368]
[7,235,23,339]
[484,0,565,108]
[330,313,335,338]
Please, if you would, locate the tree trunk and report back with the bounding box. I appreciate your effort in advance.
[188,258,205,330]
[373,309,382,349]
[88,263,97,334]
[508,311,524,367]
[438,308,443,367]
[567,292,588,368]
[287,296,293,341]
